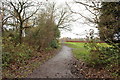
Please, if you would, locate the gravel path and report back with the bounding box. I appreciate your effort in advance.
[27,45,82,78]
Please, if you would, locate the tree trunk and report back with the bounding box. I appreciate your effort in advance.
[19,22,23,44]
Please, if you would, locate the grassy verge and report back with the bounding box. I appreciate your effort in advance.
[65,42,109,62]
[65,42,90,62]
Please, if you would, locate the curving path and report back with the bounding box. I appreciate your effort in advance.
[28,45,81,78]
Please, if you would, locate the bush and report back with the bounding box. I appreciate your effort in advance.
[2,37,34,68]
[85,41,119,67]
[99,46,119,65]
[49,39,59,48]
[84,39,120,77]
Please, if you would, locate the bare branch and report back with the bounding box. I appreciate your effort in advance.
[74,1,101,10]
[23,8,39,22]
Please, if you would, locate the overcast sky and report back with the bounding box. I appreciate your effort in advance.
[5,0,99,39]
[48,0,99,39]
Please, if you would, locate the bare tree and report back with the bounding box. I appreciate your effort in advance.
[2,0,40,44]
[66,1,101,27]
[56,7,73,31]
[44,2,74,31]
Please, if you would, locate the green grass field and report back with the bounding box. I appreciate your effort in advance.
[65,42,89,61]
[65,42,109,61]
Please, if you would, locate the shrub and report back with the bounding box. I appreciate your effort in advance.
[2,37,34,68]
[49,39,59,48]
[84,41,119,66]
[84,39,120,77]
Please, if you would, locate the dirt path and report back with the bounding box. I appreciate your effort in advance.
[27,45,82,78]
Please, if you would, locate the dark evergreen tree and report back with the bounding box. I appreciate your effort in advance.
[98,2,120,44]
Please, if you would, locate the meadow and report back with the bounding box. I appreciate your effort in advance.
[65,42,110,63]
